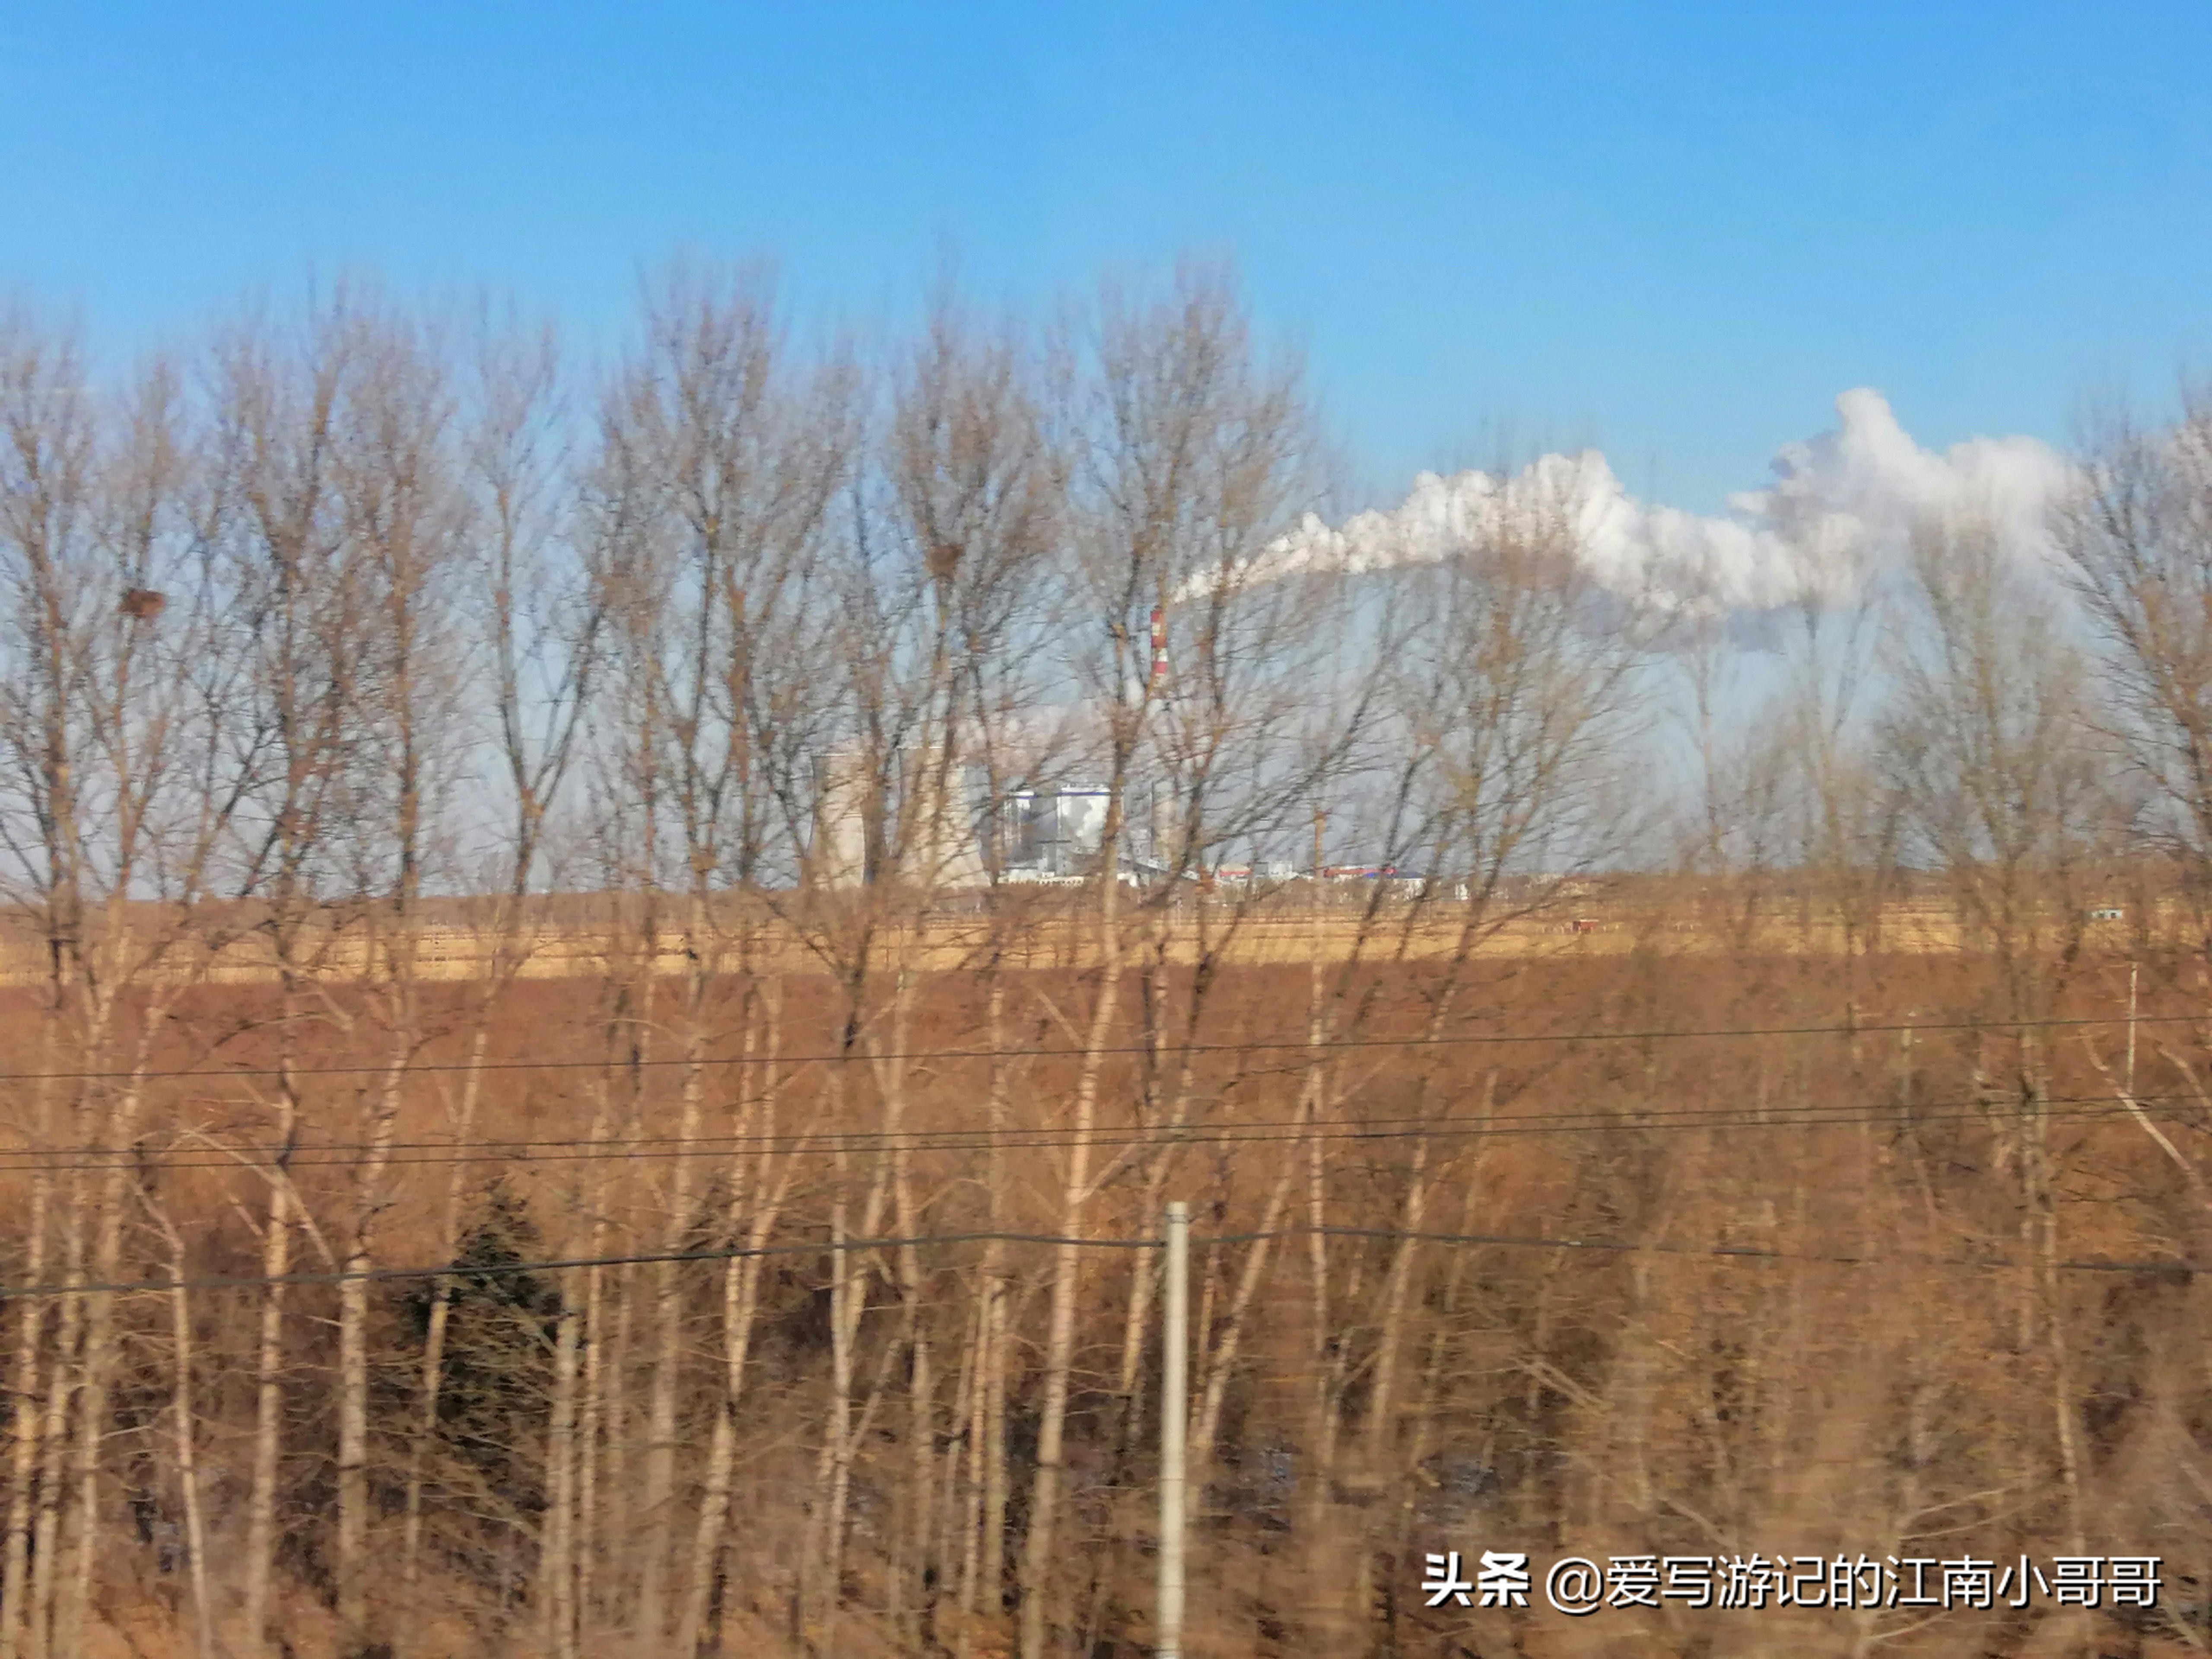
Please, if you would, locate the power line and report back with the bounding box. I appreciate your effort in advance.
[0,1221,2195,1304]
[0,1090,2196,1173]
[0,1230,1155,1302]
[1216,1224,2201,1279]
[0,1007,2196,1086]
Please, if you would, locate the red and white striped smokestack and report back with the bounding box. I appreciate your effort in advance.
[1149,605,1168,684]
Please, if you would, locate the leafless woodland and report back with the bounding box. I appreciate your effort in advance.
[3,266,2212,1658]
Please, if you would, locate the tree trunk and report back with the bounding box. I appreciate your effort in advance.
[337,1046,407,1658]
[636,892,711,1649]
[1016,887,1123,1659]
[672,1185,782,1656]
[979,975,1011,1624]
[0,1046,60,1659]
[1361,1138,1429,1472]
[58,1061,154,1659]
[159,1216,214,1659]
[399,1025,491,1639]
[240,1158,292,1657]
[28,1214,83,1659]
[676,982,788,1658]
[1188,1144,1299,1497]
[544,1276,583,1659]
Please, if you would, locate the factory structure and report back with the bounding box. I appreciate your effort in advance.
[810,605,1164,890]
[810,762,1426,894]
[990,784,1119,883]
[810,749,1135,890]
[806,606,1452,896]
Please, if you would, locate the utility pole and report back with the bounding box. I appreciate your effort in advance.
[1310,809,1326,921]
[2127,959,2140,1098]
[1159,1201,1189,1659]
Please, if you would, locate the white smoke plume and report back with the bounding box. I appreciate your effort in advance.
[1189,389,2075,613]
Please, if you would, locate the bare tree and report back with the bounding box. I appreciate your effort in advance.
[2059,388,2212,928]
[578,260,855,1651]
[208,295,379,1658]
[321,299,474,1659]
[1883,509,2111,1561]
[1005,262,1334,1659]
[397,307,597,1642]
[0,303,95,1659]
[0,300,269,1659]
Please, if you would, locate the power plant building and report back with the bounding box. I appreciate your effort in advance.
[993,786,1112,880]
[811,749,1115,889]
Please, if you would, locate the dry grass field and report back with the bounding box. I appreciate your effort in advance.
[0,891,2148,992]
[2,893,2207,1659]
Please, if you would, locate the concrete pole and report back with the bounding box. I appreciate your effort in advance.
[2127,958,2140,1097]
[1159,1201,1189,1658]
[1310,809,1326,923]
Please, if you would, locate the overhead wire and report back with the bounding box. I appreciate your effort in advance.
[0,1087,2201,1174]
[0,1220,2196,1304]
[0,1006,2199,1086]
[2,1003,2200,1291]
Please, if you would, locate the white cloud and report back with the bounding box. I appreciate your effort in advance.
[1185,389,2076,613]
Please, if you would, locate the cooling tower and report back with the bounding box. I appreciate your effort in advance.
[901,748,985,890]
[811,748,871,889]
[814,744,994,890]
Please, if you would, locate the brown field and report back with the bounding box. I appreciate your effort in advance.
[0,893,2153,992]
[3,903,2208,1659]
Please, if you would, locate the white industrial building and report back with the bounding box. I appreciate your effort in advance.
[811,749,1123,889]
[991,785,1115,880]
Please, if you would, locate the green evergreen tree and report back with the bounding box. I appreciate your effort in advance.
[403,1180,561,1599]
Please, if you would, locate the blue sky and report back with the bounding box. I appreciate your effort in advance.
[4,1,2208,515]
